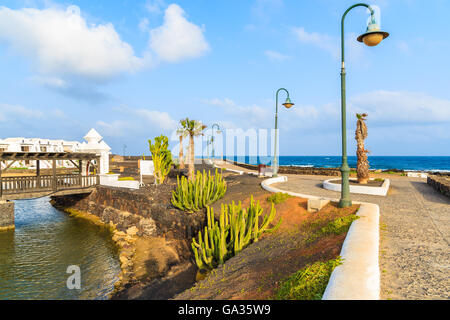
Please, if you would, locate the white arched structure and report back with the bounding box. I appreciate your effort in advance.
[78,129,111,175]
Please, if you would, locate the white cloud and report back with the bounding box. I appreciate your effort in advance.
[349,91,450,125]
[0,5,144,81]
[396,41,410,55]
[149,4,210,62]
[292,27,367,63]
[293,27,338,58]
[0,4,210,101]
[251,0,284,24]
[132,109,178,130]
[96,120,130,137]
[282,90,450,135]
[139,17,150,32]
[202,98,270,127]
[96,107,178,139]
[145,0,166,14]
[265,50,289,61]
[0,103,43,121]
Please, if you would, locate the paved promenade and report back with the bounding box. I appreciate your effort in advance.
[271,174,450,300]
[214,161,450,299]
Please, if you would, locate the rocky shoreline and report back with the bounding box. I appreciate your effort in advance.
[230,160,450,176]
[50,183,205,299]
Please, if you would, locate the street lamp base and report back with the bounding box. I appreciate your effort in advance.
[339,198,352,208]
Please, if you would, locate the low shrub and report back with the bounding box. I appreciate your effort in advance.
[273,257,343,300]
[267,192,292,204]
[305,214,359,244]
[171,169,227,212]
[192,196,282,271]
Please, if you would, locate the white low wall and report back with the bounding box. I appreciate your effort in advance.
[262,176,380,300]
[322,203,380,300]
[323,178,390,196]
[99,174,140,190]
[407,172,427,178]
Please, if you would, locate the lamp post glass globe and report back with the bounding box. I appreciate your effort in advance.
[357,20,389,47]
[282,97,294,109]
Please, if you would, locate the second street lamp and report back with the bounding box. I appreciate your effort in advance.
[211,123,222,161]
[339,3,389,208]
[273,88,294,177]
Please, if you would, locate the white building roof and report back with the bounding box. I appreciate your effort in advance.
[2,129,109,153]
[84,128,102,143]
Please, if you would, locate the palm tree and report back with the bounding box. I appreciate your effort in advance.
[180,118,207,180]
[355,113,370,184]
[176,127,186,169]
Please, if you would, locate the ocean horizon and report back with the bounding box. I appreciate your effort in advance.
[217,156,450,172]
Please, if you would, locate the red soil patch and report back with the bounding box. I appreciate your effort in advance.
[176,193,360,300]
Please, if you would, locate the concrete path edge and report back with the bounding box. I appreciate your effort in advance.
[262,176,381,300]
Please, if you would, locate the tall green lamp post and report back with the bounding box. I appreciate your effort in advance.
[211,123,222,160]
[339,3,389,207]
[273,88,294,177]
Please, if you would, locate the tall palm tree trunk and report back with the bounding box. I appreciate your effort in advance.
[189,134,195,180]
[355,114,370,184]
[179,135,185,169]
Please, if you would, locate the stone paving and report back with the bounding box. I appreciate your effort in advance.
[214,161,450,299]
[270,174,450,300]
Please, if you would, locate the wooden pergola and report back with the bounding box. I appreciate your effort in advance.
[0,152,100,200]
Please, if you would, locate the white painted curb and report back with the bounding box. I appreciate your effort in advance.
[323,178,390,196]
[262,176,380,300]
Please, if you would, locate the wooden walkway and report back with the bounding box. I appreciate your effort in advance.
[0,151,100,200]
[1,174,98,200]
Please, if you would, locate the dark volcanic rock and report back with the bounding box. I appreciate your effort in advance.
[427,175,450,198]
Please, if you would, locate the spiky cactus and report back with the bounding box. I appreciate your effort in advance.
[191,196,282,271]
[171,169,227,212]
[149,135,172,185]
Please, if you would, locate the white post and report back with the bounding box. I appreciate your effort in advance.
[100,151,109,174]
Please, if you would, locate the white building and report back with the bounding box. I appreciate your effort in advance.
[0,129,110,173]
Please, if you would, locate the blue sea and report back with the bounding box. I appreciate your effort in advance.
[223,156,450,172]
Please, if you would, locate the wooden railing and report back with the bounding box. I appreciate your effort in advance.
[0,174,99,196]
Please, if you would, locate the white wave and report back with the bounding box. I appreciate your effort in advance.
[288,164,314,168]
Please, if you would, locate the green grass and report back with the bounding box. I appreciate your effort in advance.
[305,214,359,244]
[267,192,292,205]
[374,178,384,182]
[118,177,135,181]
[273,257,343,300]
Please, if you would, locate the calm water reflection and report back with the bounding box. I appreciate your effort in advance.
[0,197,120,300]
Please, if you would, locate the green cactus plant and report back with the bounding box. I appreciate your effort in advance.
[148,135,172,185]
[191,195,282,271]
[171,169,227,212]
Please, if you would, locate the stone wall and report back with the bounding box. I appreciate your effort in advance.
[51,185,205,240]
[0,200,14,229]
[231,161,341,176]
[427,175,450,198]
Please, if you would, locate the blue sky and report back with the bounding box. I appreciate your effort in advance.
[0,0,449,156]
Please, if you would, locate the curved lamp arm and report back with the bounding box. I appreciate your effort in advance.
[275,88,290,115]
[341,3,374,66]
